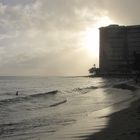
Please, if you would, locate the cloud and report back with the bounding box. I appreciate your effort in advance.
[0,0,140,75]
[0,0,35,6]
[102,0,140,24]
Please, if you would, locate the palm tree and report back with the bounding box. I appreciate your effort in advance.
[89,64,96,75]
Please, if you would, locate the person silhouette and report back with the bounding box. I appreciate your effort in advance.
[16,91,18,96]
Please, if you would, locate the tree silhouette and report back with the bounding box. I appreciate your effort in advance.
[89,64,100,76]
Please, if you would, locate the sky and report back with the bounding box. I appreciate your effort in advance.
[0,0,140,76]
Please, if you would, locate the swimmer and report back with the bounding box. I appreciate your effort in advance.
[16,91,18,96]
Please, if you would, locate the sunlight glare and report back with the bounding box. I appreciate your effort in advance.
[85,28,99,55]
[84,16,114,57]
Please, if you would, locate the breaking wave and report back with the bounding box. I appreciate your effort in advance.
[113,83,137,91]
[49,99,67,107]
[0,85,99,108]
[0,90,59,106]
[29,90,58,97]
[72,86,98,94]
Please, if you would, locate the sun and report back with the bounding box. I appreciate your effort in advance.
[85,28,99,55]
[84,16,114,57]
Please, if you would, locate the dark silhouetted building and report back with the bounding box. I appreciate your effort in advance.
[99,24,140,74]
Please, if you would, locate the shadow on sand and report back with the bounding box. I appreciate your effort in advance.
[83,98,140,140]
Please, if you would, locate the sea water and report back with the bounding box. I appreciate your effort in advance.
[0,76,134,140]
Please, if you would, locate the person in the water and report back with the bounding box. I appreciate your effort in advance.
[16,91,18,96]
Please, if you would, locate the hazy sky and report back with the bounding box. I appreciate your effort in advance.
[0,0,140,76]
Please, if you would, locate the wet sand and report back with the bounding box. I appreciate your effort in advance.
[85,83,140,140]
[41,81,139,140]
[84,99,140,140]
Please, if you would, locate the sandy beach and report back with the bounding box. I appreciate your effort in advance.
[84,82,140,140]
[39,80,140,140]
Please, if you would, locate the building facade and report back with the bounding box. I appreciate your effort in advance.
[99,24,140,73]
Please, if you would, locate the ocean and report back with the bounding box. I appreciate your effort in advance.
[0,76,134,140]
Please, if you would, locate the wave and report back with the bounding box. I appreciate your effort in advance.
[49,99,67,107]
[72,86,98,94]
[29,90,58,98]
[0,85,98,108]
[113,83,137,91]
[0,92,14,96]
[0,90,59,106]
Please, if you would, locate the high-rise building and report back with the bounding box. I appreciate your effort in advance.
[99,24,140,73]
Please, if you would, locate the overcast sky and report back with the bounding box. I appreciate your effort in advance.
[0,0,140,76]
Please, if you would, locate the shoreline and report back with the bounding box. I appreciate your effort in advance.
[84,82,140,140]
[85,98,140,140]
[41,80,140,140]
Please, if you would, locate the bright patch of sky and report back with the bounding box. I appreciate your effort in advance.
[0,0,140,76]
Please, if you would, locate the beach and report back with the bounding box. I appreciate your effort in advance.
[36,80,140,140]
[85,98,140,140]
[44,81,140,140]
[84,82,140,140]
[0,77,139,140]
